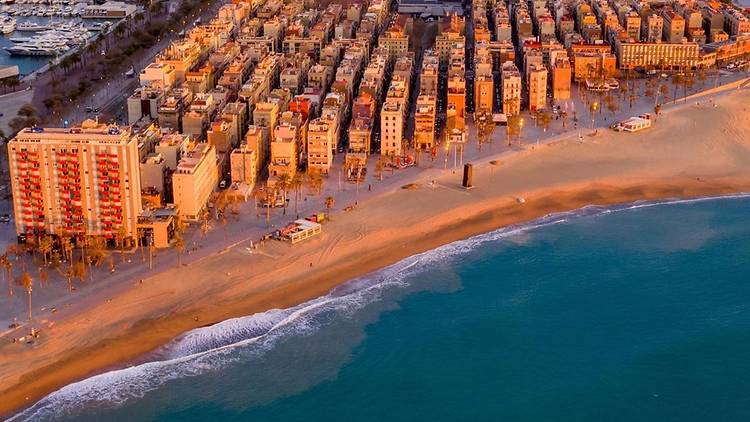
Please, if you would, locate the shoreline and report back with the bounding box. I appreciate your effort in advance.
[4,178,750,419]
[2,85,750,418]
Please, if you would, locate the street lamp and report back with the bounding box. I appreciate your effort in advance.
[590,101,599,129]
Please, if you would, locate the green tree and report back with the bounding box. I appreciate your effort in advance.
[17,104,37,118]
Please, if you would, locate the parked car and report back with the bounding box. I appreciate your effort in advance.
[0,214,11,223]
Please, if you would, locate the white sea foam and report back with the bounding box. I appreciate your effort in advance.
[8,193,750,421]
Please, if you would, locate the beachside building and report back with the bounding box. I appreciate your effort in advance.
[348,93,376,158]
[268,122,299,180]
[307,118,335,174]
[474,47,494,115]
[7,120,142,242]
[245,125,270,172]
[527,64,548,112]
[414,95,436,151]
[172,143,219,221]
[570,47,618,81]
[447,76,466,129]
[501,61,521,116]
[552,57,572,101]
[230,143,258,188]
[381,100,404,156]
[616,41,700,70]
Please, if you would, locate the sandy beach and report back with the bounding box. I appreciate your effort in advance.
[2,84,750,417]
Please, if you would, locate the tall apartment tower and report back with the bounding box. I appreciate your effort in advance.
[7,120,142,242]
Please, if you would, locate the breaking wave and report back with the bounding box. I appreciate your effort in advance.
[8,193,749,421]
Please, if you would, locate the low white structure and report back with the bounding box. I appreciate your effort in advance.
[283,219,322,244]
[616,114,652,132]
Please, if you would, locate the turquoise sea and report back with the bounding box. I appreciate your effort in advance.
[10,195,750,422]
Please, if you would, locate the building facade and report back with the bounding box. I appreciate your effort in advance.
[172,143,218,221]
[7,121,142,242]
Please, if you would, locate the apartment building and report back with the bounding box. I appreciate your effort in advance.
[348,93,376,157]
[7,120,142,241]
[616,41,700,70]
[501,61,521,116]
[527,64,548,112]
[381,100,404,156]
[447,76,466,129]
[663,11,686,43]
[244,125,271,174]
[551,57,572,101]
[307,118,335,174]
[172,143,219,221]
[643,13,664,43]
[230,143,257,188]
[268,122,299,180]
[414,95,436,151]
[379,19,409,58]
[253,102,280,139]
[139,63,176,90]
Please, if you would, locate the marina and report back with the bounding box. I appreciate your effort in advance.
[0,2,119,74]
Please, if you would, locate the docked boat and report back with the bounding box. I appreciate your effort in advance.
[15,21,49,31]
[4,45,58,56]
[0,16,16,33]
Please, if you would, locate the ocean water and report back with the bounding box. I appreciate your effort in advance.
[10,195,750,422]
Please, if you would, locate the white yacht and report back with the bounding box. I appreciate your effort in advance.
[16,21,50,31]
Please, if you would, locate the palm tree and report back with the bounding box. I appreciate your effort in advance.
[604,94,619,118]
[38,267,48,287]
[63,266,74,292]
[291,173,304,218]
[4,256,14,297]
[324,196,335,218]
[18,272,33,321]
[1,254,11,296]
[38,235,53,266]
[537,111,552,133]
[507,115,524,146]
[671,74,682,104]
[116,225,127,263]
[173,235,185,267]
[60,236,73,262]
[310,170,325,195]
[276,174,291,215]
[73,261,86,285]
[374,158,384,181]
[253,188,264,219]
